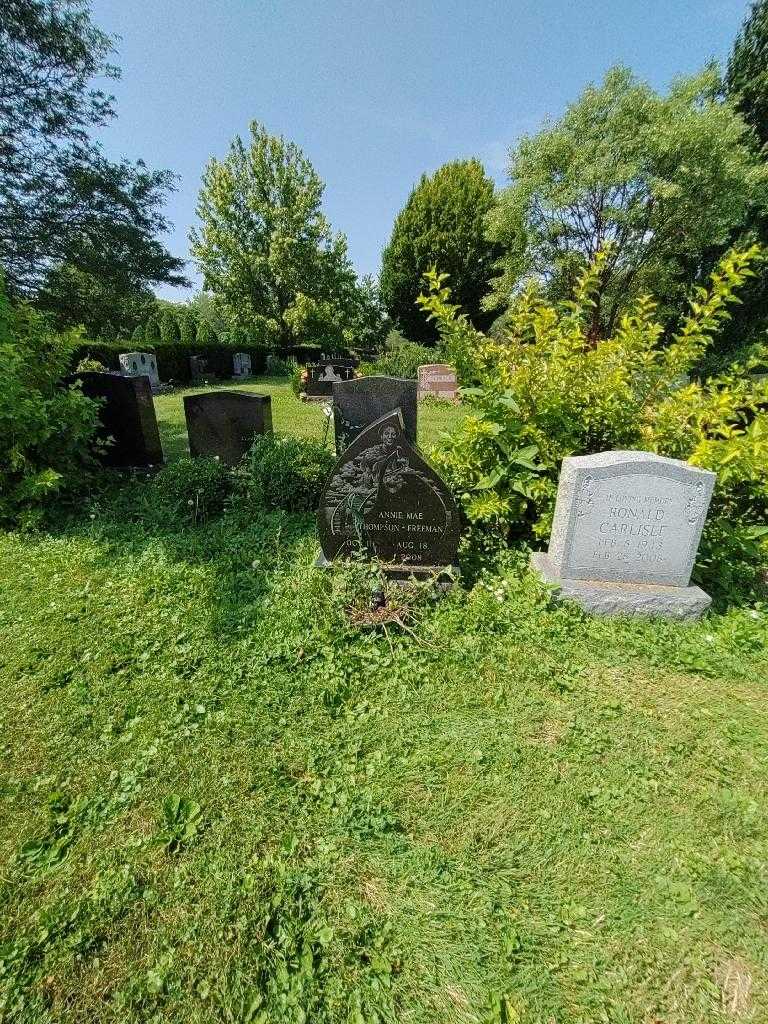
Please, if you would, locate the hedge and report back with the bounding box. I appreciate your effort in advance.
[71,343,267,384]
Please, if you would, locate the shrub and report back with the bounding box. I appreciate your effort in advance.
[0,280,99,525]
[290,360,305,396]
[235,434,334,512]
[419,248,768,595]
[361,334,439,380]
[152,457,232,525]
[159,309,180,345]
[266,353,298,377]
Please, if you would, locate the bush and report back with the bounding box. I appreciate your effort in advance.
[0,279,99,525]
[152,457,233,525]
[266,353,298,377]
[235,434,335,512]
[360,333,439,380]
[419,248,768,596]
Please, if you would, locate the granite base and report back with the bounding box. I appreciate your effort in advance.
[530,552,711,621]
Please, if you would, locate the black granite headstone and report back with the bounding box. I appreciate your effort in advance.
[190,354,214,384]
[184,391,272,466]
[304,362,355,397]
[70,371,163,468]
[333,375,417,453]
[317,409,459,574]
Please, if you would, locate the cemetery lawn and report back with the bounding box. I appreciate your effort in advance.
[1,498,767,1022]
[153,376,466,460]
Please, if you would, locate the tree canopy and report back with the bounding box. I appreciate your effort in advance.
[379,159,498,344]
[0,0,186,312]
[727,0,768,149]
[485,66,768,337]
[190,121,364,348]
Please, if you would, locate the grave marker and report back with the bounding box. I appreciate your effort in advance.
[304,362,355,398]
[119,351,160,390]
[332,375,417,453]
[317,409,459,578]
[531,450,716,619]
[232,352,252,378]
[70,371,163,468]
[184,391,272,466]
[418,363,457,401]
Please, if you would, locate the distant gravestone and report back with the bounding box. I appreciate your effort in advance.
[418,363,457,401]
[317,409,459,577]
[304,362,355,398]
[189,354,213,384]
[232,352,252,378]
[184,391,272,466]
[531,450,716,619]
[119,351,160,390]
[71,371,163,468]
[332,375,417,453]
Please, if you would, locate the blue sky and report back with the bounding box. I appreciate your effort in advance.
[89,0,751,300]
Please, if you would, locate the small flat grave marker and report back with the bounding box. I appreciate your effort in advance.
[70,371,163,468]
[418,363,457,401]
[184,391,272,466]
[531,450,716,619]
[317,409,459,578]
[332,375,417,453]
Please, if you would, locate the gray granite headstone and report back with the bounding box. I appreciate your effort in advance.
[69,371,163,468]
[317,409,459,578]
[232,352,252,377]
[332,375,417,453]
[531,451,716,620]
[119,351,160,389]
[184,391,272,466]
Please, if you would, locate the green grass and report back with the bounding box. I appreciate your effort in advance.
[1,391,767,1022]
[153,376,466,460]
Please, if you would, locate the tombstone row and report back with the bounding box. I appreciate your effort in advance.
[119,351,253,392]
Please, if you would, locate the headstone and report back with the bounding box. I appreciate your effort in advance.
[189,354,211,384]
[232,352,252,378]
[418,363,458,401]
[304,362,355,398]
[119,351,160,390]
[70,371,163,468]
[332,375,417,453]
[531,451,716,619]
[317,409,459,577]
[183,391,272,466]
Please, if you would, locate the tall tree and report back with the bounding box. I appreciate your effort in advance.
[190,121,357,348]
[486,66,768,338]
[727,0,768,149]
[0,0,186,304]
[721,0,768,359]
[379,159,498,344]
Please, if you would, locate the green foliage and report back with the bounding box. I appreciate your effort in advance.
[0,278,98,524]
[290,360,306,396]
[362,338,438,380]
[380,159,498,343]
[159,309,180,345]
[1,483,768,1021]
[420,247,768,596]
[486,66,768,336]
[178,309,197,346]
[69,341,267,384]
[131,323,145,345]
[266,353,299,377]
[190,121,358,347]
[145,317,160,344]
[0,1,185,299]
[727,0,768,149]
[235,434,334,512]
[196,319,216,345]
[152,457,233,524]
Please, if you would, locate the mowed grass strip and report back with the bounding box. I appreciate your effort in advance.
[0,500,766,1023]
[153,376,466,460]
